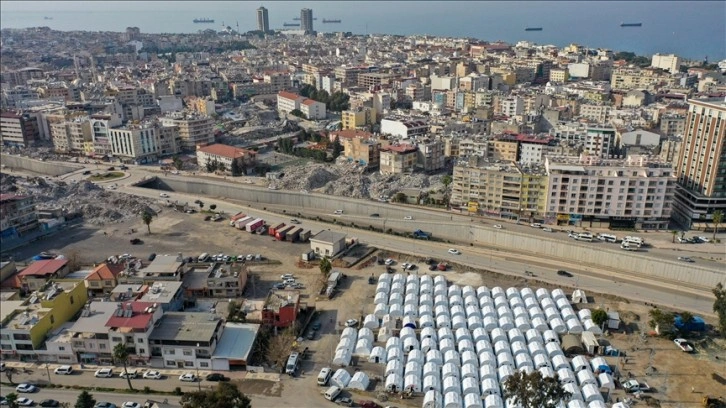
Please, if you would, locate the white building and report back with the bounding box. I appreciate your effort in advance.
[620,129,661,147]
[149,312,225,370]
[300,98,327,120]
[545,154,675,229]
[196,143,256,172]
[276,91,304,115]
[567,63,591,79]
[109,123,161,163]
[381,117,429,138]
[651,53,681,75]
[501,96,524,117]
[584,127,615,158]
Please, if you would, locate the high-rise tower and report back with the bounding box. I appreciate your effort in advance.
[256,6,269,32]
[300,8,313,33]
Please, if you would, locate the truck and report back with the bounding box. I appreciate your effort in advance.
[269,222,286,236]
[229,212,246,226]
[674,338,694,352]
[275,225,296,240]
[234,216,253,229]
[299,230,312,242]
[413,229,431,240]
[286,227,303,242]
[622,379,651,393]
[245,218,265,233]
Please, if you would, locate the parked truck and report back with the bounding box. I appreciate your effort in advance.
[245,218,265,233]
[413,229,431,239]
[234,216,253,229]
[286,227,303,242]
[299,230,312,242]
[229,212,246,226]
[275,225,295,240]
[269,222,286,236]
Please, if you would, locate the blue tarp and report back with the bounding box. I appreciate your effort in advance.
[674,315,706,332]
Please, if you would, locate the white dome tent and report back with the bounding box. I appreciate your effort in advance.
[538,366,555,379]
[420,304,434,318]
[578,309,592,321]
[597,372,615,391]
[449,285,462,297]
[450,295,464,307]
[472,328,489,343]
[435,295,450,308]
[497,365,514,382]
[490,328,507,343]
[520,287,535,300]
[494,340,511,355]
[571,355,589,372]
[385,360,402,376]
[462,285,476,298]
[444,349,461,367]
[483,316,499,331]
[381,314,394,328]
[336,337,354,352]
[590,357,608,372]
[477,286,491,299]
[423,390,443,408]
[543,330,559,344]
[567,400,587,408]
[525,328,543,344]
[498,316,515,331]
[354,338,372,356]
[555,297,570,311]
[420,314,435,329]
[577,369,597,386]
[437,314,453,329]
[408,349,424,365]
[385,373,403,392]
[484,394,504,408]
[374,292,388,305]
[423,362,440,379]
[481,378,500,395]
[405,361,422,376]
[455,327,472,342]
[440,338,456,355]
[403,338,420,355]
[331,368,351,388]
[482,305,497,319]
[341,327,357,341]
[533,354,550,369]
[377,326,391,343]
[551,354,569,371]
[369,346,385,364]
[348,371,369,391]
[442,376,461,395]
[581,383,604,403]
[497,352,514,367]
[421,337,437,353]
[386,347,403,364]
[566,319,583,334]
[549,317,567,334]
[358,327,374,343]
[426,349,443,365]
[403,306,418,320]
[444,391,463,408]
[458,339,476,354]
[333,348,352,366]
[531,317,548,331]
[452,315,467,330]
[423,375,442,393]
[528,342,545,359]
[442,362,460,380]
[420,294,434,307]
[514,353,533,370]
[363,314,379,329]
[478,350,496,367]
[515,316,532,331]
[464,393,484,408]
[462,376,480,396]
[461,362,479,380]
[491,286,505,299]
[386,336,401,351]
[557,368,576,384]
[583,319,603,335]
[551,288,566,301]
[404,374,421,393]
[587,401,607,408]
[479,364,497,381]
[476,339,492,354]
[378,273,392,284]
[545,341,564,359]
[389,303,403,319]
[400,326,416,341]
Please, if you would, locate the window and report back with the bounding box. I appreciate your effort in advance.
[200,362,209,368]
[138,348,145,354]
[13,333,30,341]
[59,346,65,351]
[99,343,106,350]
[165,349,175,355]
[184,361,194,367]
[165,360,175,366]
[183,350,193,356]
[112,337,122,343]
[137,338,144,343]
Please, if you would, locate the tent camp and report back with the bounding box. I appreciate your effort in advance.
[331,368,351,388]
[562,334,586,355]
[423,390,443,408]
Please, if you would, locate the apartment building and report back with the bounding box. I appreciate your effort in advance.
[264,72,292,93]
[69,302,120,364]
[196,143,256,173]
[610,67,669,91]
[341,107,376,130]
[416,138,445,172]
[488,136,519,162]
[545,154,675,229]
[0,194,39,238]
[659,138,682,167]
[339,131,380,169]
[202,263,248,298]
[660,114,686,137]
[672,98,726,228]
[106,301,164,364]
[0,112,39,147]
[380,118,429,138]
[149,312,224,370]
[549,68,569,83]
[500,96,524,117]
[518,135,555,164]
[15,259,70,292]
[1,281,88,360]
[335,66,366,86]
[450,157,523,217]
[651,53,681,75]
[380,144,418,174]
[584,126,616,158]
[276,91,304,116]
[261,289,301,328]
[519,165,550,217]
[160,112,214,151]
[358,72,394,88]
[578,104,610,123]
[456,137,489,158]
[300,98,327,120]
[109,123,163,164]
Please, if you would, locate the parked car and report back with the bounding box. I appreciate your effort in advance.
[357,401,382,408]
[542,227,553,232]
[93,403,117,408]
[403,216,413,220]
[345,319,358,327]
[306,330,316,340]
[15,384,38,393]
[121,403,141,408]
[530,223,542,228]
[674,338,694,352]
[119,369,138,379]
[82,170,92,175]
[290,218,301,224]
[557,270,573,277]
[205,373,229,382]
[147,253,157,261]
[493,224,503,229]
[696,236,710,243]
[428,264,437,271]
[159,193,169,198]
[384,258,395,265]
[336,397,354,407]
[142,370,162,379]
[677,256,694,263]
[54,365,74,375]
[448,248,461,255]
[94,368,113,378]
[281,274,294,280]
[130,238,142,245]
[39,400,60,407]
[16,398,34,407]
[369,213,380,217]
[179,373,197,382]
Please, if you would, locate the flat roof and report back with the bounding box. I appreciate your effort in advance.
[212,323,260,362]
[142,256,183,275]
[69,302,118,334]
[0,300,25,325]
[149,312,221,343]
[310,230,346,244]
[139,281,183,304]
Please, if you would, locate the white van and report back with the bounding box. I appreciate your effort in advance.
[333,210,344,215]
[623,236,644,246]
[597,233,617,243]
[317,367,332,386]
[574,233,593,242]
[324,385,341,401]
[54,365,74,375]
[198,253,209,262]
[285,352,300,375]
[620,242,638,251]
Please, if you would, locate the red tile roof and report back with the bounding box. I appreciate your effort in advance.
[18,259,68,277]
[301,98,318,106]
[278,91,301,101]
[86,263,125,281]
[330,130,373,140]
[382,144,417,153]
[197,143,256,159]
[105,301,155,330]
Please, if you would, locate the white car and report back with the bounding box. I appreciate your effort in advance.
[15,384,37,393]
[448,248,461,255]
[384,258,395,266]
[16,398,34,407]
[179,373,197,382]
[403,216,413,220]
[333,210,343,215]
[493,224,503,229]
[345,319,358,327]
[122,403,142,408]
[142,370,162,379]
[119,369,138,379]
[54,365,74,375]
[542,227,553,232]
[530,223,542,228]
[159,193,169,198]
[95,368,114,378]
[281,274,294,280]
[697,236,710,243]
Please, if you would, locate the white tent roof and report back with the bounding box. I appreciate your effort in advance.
[577,369,597,386]
[461,362,479,380]
[423,375,441,392]
[341,327,357,342]
[443,376,461,395]
[336,336,354,352]
[481,378,500,394]
[514,353,533,369]
[484,394,504,408]
[369,346,385,363]
[348,371,369,391]
[490,328,507,343]
[404,374,422,392]
[557,367,576,383]
[462,376,480,395]
[385,373,403,392]
[497,365,514,382]
[377,326,391,343]
[354,338,372,356]
[374,303,388,318]
[587,401,606,408]
[405,361,422,376]
[551,354,569,371]
[385,359,402,376]
[531,317,548,331]
[331,368,351,388]
[571,355,589,372]
[386,347,403,364]
[358,327,374,343]
[597,372,614,389]
[408,349,424,365]
[426,349,443,365]
[421,337,437,353]
[374,292,388,305]
[424,361,440,377]
[566,400,587,408]
[445,391,463,408]
[333,348,352,366]
[525,328,543,344]
[563,382,582,401]
[479,364,497,380]
[535,288,551,301]
[423,390,443,408]
[386,336,401,350]
[442,362,460,380]
[464,392,484,408]
[581,383,603,402]
[363,314,379,329]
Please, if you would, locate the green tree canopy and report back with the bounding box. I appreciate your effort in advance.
[141,211,154,235]
[503,371,571,408]
[319,257,332,276]
[591,309,608,327]
[181,382,252,408]
[75,390,96,408]
[113,342,133,390]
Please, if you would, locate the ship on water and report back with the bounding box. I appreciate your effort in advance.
[43,16,53,20]
[193,18,215,24]
[283,23,300,27]
[620,22,642,27]
[323,19,342,23]
[525,27,542,31]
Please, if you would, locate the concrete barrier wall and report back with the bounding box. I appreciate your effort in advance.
[144,177,725,289]
[1,154,82,176]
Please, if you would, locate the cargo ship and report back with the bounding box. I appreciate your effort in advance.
[525,27,543,31]
[193,18,215,24]
[323,19,342,23]
[283,22,300,27]
[620,22,642,27]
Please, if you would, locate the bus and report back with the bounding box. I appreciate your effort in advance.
[574,233,593,242]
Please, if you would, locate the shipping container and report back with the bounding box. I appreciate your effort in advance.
[275,225,296,240]
[269,222,286,236]
[245,218,265,232]
[299,230,312,242]
[234,216,253,229]
[286,227,304,242]
[229,212,246,226]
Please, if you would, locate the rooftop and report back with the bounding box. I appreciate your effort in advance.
[278,91,302,100]
[382,144,418,154]
[17,259,68,278]
[264,290,300,313]
[86,262,125,281]
[69,301,118,334]
[148,312,221,343]
[211,322,260,362]
[105,301,155,330]
[141,255,184,277]
[197,143,255,160]
[310,230,346,244]
[139,281,183,304]
[330,129,373,140]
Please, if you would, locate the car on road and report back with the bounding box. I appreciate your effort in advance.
[159,193,169,198]
[54,365,74,375]
[39,400,59,407]
[696,236,710,243]
[674,338,694,352]
[179,373,197,382]
[142,370,162,379]
[82,170,92,175]
[335,397,354,406]
[205,373,229,382]
[403,216,413,220]
[94,368,113,378]
[93,403,117,408]
[281,274,294,280]
[15,384,37,393]
[493,224,502,229]
[121,403,141,408]
[16,398,34,407]
[120,165,128,170]
[370,213,380,217]
[448,248,461,255]
[306,330,316,340]
[345,319,358,327]
[107,167,115,171]
[677,256,694,263]
[567,230,578,238]
[334,210,344,215]
[384,258,395,265]
[290,218,301,224]
[119,369,138,379]
[557,270,573,277]
[542,227,553,232]
[148,253,157,261]
[530,223,542,228]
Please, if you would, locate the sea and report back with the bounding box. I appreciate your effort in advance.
[1,1,724,61]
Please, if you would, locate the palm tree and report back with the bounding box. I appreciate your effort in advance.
[113,343,134,391]
[319,257,332,277]
[713,210,723,241]
[141,211,153,235]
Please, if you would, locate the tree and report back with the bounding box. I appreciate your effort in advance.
[712,210,723,241]
[648,308,676,334]
[217,162,227,173]
[442,175,453,189]
[113,343,134,391]
[230,160,243,176]
[671,230,678,243]
[227,300,247,323]
[319,257,332,277]
[331,136,343,159]
[5,392,18,408]
[678,311,694,335]
[4,366,18,385]
[141,211,154,235]
[75,390,96,408]
[503,371,571,408]
[713,283,726,336]
[198,201,205,210]
[394,192,406,203]
[289,109,305,119]
[172,156,184,171]
[210,204,217,211]
[591,308,608,328]
[181,380,252,408]
[206,159,219,173]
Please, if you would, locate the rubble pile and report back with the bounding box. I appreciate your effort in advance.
[275,162,447,199]
[0,174,157,225]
